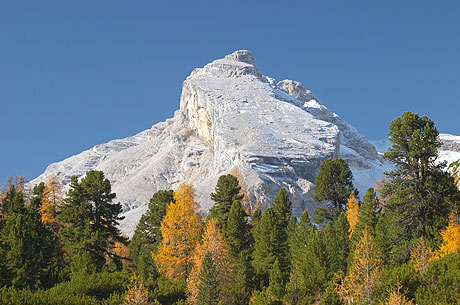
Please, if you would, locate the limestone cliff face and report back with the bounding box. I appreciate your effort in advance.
[29,50,385,236]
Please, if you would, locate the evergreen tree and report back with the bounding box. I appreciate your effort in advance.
[1,184,62,289]
[208,174,243,228]
[129,189,173,280]
[380,112,460,263]
[271,188,292,276]
[58,170,126,271]
[267,258,285,302]
[252,208,283,288]
[314,158,357,223]
[223,200,251,257]
[196,251,219,305]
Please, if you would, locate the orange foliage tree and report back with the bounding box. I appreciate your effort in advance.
[154,184,202,281]
[342,227,383,305]
[346,193,359,239]
[383,285,414,305]
[431,211,460,261]
[40,175,61,225]
[187,218,234,304]
[410,236,432,275]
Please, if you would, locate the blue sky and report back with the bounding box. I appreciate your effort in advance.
[1,1,459,184]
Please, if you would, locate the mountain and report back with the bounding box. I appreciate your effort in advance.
[28,51,460,236]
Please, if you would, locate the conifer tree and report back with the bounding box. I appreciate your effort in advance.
[314,158,357,223]
[196,251,219,305]
[410,236,432,275]
[271,188,292,276]
[130,189,173,279]
[1,184,62,289]
[252,208,283,288]
[267,258,285,302]
[187,219,233,304]
[223,200,251,257]
[58,170,125,271]
[346,193,359,239]
[40,175,61,225]
[343,227,383,305]
[381,112,460,262]
[353,188,378,243]
[430,211,460,260]
[209,174,243,228]
[155,184,201,281]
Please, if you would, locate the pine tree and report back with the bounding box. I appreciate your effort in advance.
[155,184,201,281]
[209,174,243,228]
[346,193,359,239]
[223,200,251,257]
[267,258,285,302]
[196,251,220,305]
[314,158,357,223]
[353,188,378,243]
[252,208,283,288]
[381,112,460,262]
[271,188,292,277]
[58,170,125,271]
[129,189,173,280]
[1,184,62,289]
[187,219,233,304]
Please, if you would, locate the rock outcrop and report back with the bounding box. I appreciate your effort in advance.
[28,50,390,236]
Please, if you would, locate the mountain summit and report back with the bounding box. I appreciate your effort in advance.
[29,50,391,235]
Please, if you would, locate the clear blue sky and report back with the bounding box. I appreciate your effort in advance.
[1,1,459,184]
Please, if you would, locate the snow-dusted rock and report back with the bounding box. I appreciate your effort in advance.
[29,50,393,237]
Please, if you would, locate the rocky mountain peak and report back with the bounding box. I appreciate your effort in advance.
[224,50,256,65]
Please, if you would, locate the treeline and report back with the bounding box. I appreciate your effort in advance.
[1,111,460,304]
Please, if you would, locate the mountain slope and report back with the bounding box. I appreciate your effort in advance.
[29,50,436,236]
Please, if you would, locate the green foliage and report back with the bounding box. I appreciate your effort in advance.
[0,184,62,289]
[151,276,186,305]
[223,200,251,257]
[231,250,253,305]
[196,251,219,305]
[129,189,173,280]
[415,252,460,305]
[267,258,285,302]
[209,174,243,228]
[318,279,343,305]
[0,272,128,305]
[58,171,126,272]
[252,208,283,288]
[381,112,460,264]
[314,158,357,223]
[375,263,420,303]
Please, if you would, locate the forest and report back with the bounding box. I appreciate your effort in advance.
[1,111,460,305]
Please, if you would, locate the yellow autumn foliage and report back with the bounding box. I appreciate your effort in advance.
[346,193,359,239]
[431,211,460,261]
[410,236,432,275]
[154,184,202,281]
[187,218,234,304]
[40,175,61,225]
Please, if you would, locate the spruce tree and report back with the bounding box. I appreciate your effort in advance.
[208,174,243,227]
[314,158,357,223]
[196,251,220,305]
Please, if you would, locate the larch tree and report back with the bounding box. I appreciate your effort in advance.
[410,236,432,275]
[154,184,201,282]
[187,219,233,305]
[430,211,460,260]
[343,227,383,305]
[346,193,359,239]
[40,175,61,226]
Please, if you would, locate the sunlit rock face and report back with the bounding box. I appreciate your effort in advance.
[29,50,388,236]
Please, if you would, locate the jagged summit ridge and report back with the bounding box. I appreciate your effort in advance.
[30,50,383,236]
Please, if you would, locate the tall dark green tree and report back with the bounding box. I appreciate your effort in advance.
[380,112,460,263]
[352,188,379,244]
[0,184,62,289]
[196,251,220,305]
[208,174,243,228]
[58,170,126,271]
[271,188,292,278]
[129,189,173,280]
[223,200,251,257]
[314,158,357,223]
[252,208,283,288]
